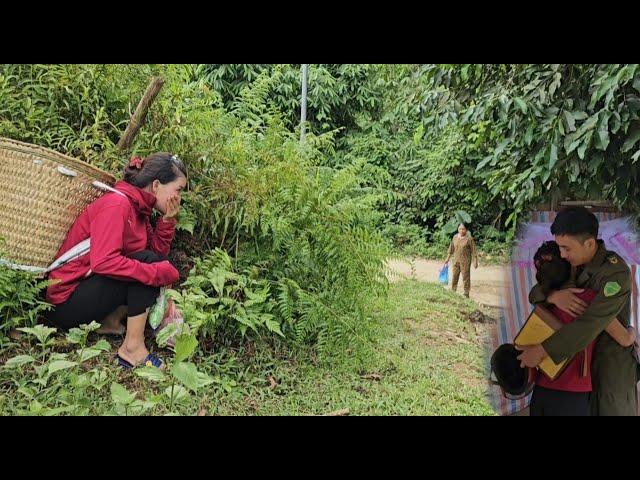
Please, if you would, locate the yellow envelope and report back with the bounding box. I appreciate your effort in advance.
[514,305,570,381]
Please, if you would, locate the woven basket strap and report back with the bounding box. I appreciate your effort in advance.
[0,260,46,274]
[45,184,127,273]
[92,181,127,197]
[45,238,91,273]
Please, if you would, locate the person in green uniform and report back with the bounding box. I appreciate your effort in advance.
[444,223,478,298]
[516,207,638,416]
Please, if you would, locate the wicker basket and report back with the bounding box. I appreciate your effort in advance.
[0,138,116,270]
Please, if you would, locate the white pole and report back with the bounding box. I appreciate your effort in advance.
[301,64,309,142]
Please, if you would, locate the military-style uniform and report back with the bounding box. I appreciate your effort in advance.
[529,241,638,416]
[448,234,478,297]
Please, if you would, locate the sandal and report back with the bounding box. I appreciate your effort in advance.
[116,353,164,370]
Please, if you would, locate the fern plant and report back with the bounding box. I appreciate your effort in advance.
[0,264,51,341]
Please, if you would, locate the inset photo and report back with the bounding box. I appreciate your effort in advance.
[489,203,640,416]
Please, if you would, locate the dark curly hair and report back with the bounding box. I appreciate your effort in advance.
[533,240,571,293]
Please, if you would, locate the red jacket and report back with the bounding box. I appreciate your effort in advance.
[46,181,180,305]
[536,289,598,392]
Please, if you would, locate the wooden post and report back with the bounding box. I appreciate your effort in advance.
[116,76,166,152]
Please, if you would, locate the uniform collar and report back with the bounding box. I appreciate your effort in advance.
[577,240,606,285]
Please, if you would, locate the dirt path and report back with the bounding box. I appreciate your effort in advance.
[387,258,506,310]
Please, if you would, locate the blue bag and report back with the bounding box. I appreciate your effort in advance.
[438,264,449,284]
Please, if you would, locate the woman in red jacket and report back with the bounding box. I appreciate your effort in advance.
[46,153,188,369]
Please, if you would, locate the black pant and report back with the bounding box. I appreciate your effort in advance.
[47,250,167,330]
[529,385,591,416]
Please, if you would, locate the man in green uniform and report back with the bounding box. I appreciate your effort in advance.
[516,207,638,416]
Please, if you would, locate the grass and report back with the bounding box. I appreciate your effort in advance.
[0,281,495,416]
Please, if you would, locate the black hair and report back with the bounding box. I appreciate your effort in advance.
[534,241,571,293]
[123,152,187,188]
[550,206,599,242]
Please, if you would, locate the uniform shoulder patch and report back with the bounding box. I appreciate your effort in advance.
[604,281,622,297]
[608,255,619,265]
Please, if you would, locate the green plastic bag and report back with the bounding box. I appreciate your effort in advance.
[148,288,168,330]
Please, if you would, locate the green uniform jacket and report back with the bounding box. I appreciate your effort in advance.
[529,241,638,416]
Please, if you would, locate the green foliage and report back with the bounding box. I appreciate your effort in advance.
[0,319,213,416]
[1,323,114,416]
[192,64,384,136]
[416,64,640,228]
[0,64,390,359]
[0,64,156,171]
[1,64,517,415]
[0,261,51,341]
[336,70,507,251]
[168,249,281,341]
[0,280,494,416]
[136,68,392,357]
[238,156,390,356]
[8,64,636,271]
[173,152,392,356]
[134,328,214,413]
